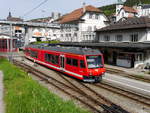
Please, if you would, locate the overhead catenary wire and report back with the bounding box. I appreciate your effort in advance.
[22,0,48,18]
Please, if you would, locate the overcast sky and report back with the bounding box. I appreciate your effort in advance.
[1,0,117,20]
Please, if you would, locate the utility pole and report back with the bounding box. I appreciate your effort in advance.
[9,23,13,61]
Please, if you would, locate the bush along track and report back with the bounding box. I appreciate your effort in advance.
[0,59,90,113]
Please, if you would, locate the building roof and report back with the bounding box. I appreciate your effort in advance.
[96,17,150,32]
[58,42,150,49]
[58,5,102,24]
[27,44,101,55]
[6,12,23,22]
[141,4,150,9]
[122,6,137,13]
[28,17,52,23]
[7,17,23,22]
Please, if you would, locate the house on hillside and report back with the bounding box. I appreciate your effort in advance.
[95,17,150,68]
[115,0,150,22]
[57,4,109,42]
[116,1,137,21]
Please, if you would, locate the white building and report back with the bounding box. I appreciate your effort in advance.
[96,17,150,68]
[30,27,60,43]
[57,4,108,42]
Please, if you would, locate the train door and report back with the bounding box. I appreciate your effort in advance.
[60,55,65,70]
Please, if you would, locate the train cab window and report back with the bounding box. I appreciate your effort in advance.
[80,60,85,68]
[86,55,103,69]
[67,58,71,65]
[72,59,78,67]
[30,51,38,58]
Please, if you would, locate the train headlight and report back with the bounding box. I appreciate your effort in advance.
[89,72,92,76]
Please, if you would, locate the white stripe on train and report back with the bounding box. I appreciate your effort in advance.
[26,56,83,78]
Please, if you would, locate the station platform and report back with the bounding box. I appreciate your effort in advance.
[105,64,150,80]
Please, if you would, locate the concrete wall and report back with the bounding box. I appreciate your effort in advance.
[97,29,147,42]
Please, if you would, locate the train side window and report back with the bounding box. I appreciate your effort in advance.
[80,60,85,68]
[55,55,59,64]
[31,51,38,58]
[51,55,55,64]
[67,58,71,65]
[72,59,78,67]
[45,54,52,62]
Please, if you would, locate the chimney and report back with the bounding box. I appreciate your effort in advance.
[83,2,86,13]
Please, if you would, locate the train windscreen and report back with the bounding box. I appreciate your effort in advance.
[86,55,103,69]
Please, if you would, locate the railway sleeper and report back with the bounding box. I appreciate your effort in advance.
[101,104,130,113]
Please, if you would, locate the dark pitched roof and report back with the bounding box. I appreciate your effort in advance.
[96,17,150,32]
[28,17,52,23]
[58,42,150,49]
[7,17,23,22]
[58,5,102,24]
[141,4,150,9]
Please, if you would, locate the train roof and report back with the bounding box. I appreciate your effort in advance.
[26,44,101,55]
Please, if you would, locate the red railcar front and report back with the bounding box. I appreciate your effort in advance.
[83,55,105,82]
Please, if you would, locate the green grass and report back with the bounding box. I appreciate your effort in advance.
[32,40,60,44]
[0,59,90,113]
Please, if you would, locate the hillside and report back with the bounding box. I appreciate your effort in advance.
[100,0,150,16]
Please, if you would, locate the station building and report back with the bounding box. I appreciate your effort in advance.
[95,17,150,68]
[0,34,18,52]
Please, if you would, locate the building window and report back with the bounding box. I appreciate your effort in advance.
[87,26,92,31]
[66,34,68,37]
[89,13,93,19]
[94,26,97,31]
[130,34,138,42]
[116,35,123,41]
[122,12,124,17]
[74,33,77,37]
[104,35,110,41]
[95,14,99,19]
[69,34,71,37]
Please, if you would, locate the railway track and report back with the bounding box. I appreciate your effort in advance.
[94,83,150,107]
[106,68,150,83]
[55,71,150,107]
[13,59,130,113]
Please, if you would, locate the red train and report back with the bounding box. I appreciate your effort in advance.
[24,44,106,82]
